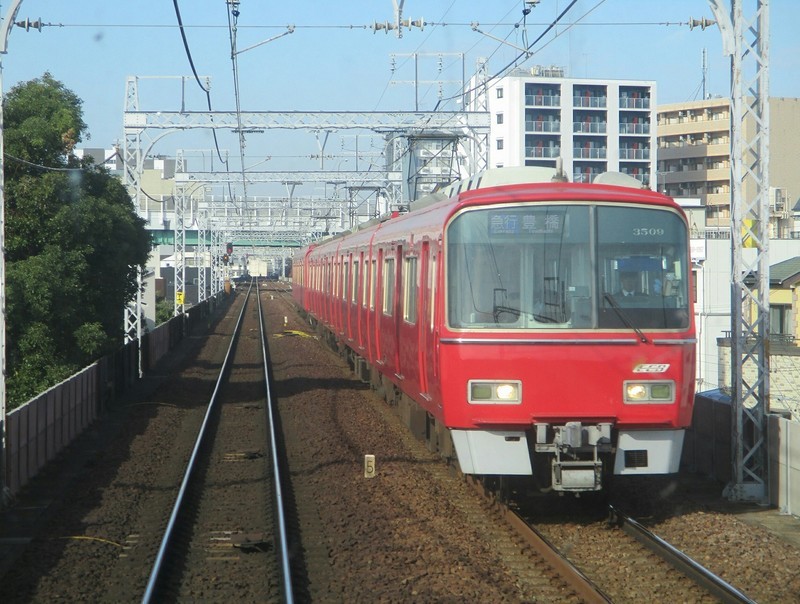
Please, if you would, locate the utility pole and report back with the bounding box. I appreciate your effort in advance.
[0,0,26,507]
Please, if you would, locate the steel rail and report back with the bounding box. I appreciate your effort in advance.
[256,281,295,603]
[141,285,251,603]
[466,477,612,604]
[608,505,757,604]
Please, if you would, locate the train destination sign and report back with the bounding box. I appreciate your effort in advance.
[488,211,563,236]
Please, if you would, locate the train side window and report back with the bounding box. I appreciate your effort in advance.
[352,259,359,305]
[339,256,350,302]
[429,253,436,331]
[369,259,376,310]
[333,258,339,299]
[403,256,418,324]
[383,257,395,316]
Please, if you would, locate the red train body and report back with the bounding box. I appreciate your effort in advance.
[293,167,696,492]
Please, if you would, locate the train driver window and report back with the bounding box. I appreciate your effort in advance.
[447,205,588,330]
[597,206,690,329]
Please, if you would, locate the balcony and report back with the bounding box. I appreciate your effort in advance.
[619,97,650,109]
[620,170,650,187]
[526,146,561,159]
[525,94,561,107]
[619,122,650,135]
[574,147,607,160]
[573,121,607,134]
[573,171,603,183]
[659,142,731,162]
[662,167,729,184]
[619,148,650,160]
[525,120,560,133]
[573,95,607,108]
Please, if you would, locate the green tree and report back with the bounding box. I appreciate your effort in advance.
[4,73,152,407]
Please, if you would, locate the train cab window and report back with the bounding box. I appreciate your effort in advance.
[597,206,689,329]
[403,256,418,324]
[446,205,588,329]
[446,203,689,332]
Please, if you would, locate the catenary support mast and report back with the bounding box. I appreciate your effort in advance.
[709,0,770,502]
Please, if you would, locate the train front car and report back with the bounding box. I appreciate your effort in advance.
[441,175,695,493]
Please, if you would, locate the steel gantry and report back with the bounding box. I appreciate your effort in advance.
[709,0,771,503]
[123,74,490,317]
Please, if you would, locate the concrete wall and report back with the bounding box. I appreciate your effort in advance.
[686,390,800,513]
[769,414,800,516]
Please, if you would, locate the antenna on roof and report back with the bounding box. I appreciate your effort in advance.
[551,157,568,182]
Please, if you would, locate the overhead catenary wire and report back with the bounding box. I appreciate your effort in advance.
[435,0,584,108]
[227,1,250,217]
[171,0,232,194]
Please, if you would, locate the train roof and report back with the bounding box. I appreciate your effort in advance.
[432,165,650,200]
[298,166,677,257]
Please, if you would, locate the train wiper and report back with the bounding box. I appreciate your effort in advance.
[492,304,520,323]
[603,293,648,343]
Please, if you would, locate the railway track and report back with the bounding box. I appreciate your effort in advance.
[502,485,761,604]
[607,506,756,604]
[0,282,797,602]
[142,283,293,602]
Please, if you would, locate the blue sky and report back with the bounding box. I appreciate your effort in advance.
[3,0,798,174]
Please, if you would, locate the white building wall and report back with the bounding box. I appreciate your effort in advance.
[478,69,656,188]
[696,238,800,393]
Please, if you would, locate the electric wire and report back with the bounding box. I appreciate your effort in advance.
[393,1,584,186]
[227,1,250,218]
[435,0,583,107]
[171,0,231,179]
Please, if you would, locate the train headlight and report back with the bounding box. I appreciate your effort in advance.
[468,380,522,404]
[624,381,675,403]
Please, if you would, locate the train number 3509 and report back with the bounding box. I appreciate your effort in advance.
[632,227,665,237]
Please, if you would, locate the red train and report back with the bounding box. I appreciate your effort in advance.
[292,167,696,493]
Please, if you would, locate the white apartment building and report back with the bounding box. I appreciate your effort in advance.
[471,66,657,188]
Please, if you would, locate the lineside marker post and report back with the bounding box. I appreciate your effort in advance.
[364,455,376,478]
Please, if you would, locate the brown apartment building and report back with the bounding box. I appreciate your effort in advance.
[657,97,800,238]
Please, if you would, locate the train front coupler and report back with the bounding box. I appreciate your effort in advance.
[534,422,614,492]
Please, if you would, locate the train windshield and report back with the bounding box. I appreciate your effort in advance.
[446,203,690,330]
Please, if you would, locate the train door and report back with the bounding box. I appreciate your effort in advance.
[367,253,377,363]
[378,245,401,375]
[400,249,420,389]
[418,240,431,398]
[393,246,403,376]
[323,257,331,326]
[375,248,384,364]
[356,251,365,351]
[340,254,348,336]
[346,253,355,343]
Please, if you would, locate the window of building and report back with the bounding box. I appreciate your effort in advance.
[496,87,504,99]
[496,113,504,124]
[770,304,791,336]
[496,139,504,150]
